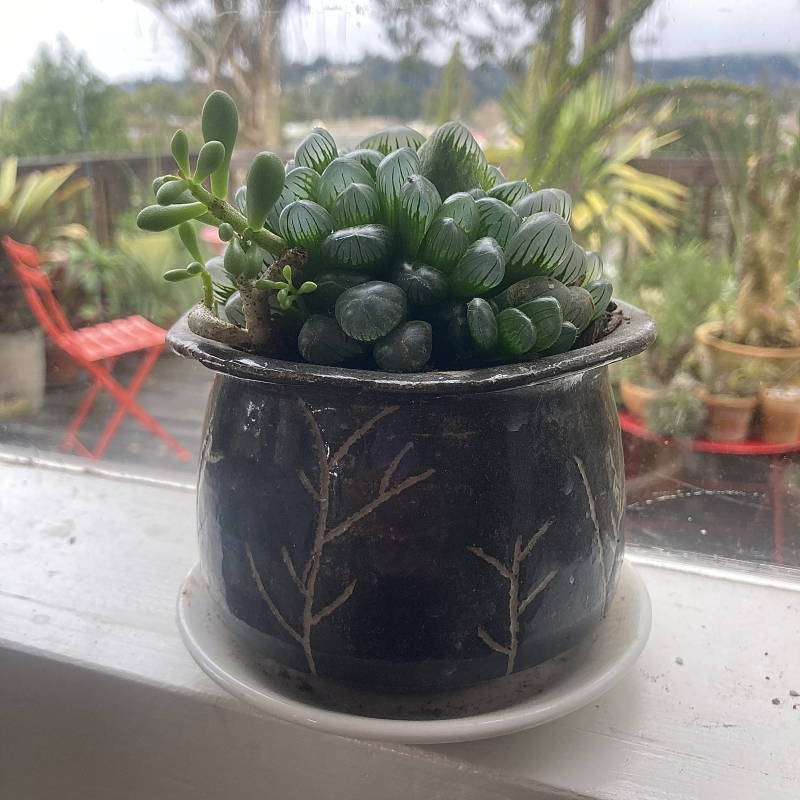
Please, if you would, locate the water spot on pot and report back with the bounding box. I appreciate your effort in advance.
[568,575,575,585]
[562,476,574,496]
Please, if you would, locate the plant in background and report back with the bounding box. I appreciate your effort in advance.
[138,90,618,374]
[0,157,87,333]
[644,391,707,441]
[616,238,735,385]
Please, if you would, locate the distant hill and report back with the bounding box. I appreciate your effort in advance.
[636,54,800,88]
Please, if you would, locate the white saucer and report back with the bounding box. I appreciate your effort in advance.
[177,560,651,744]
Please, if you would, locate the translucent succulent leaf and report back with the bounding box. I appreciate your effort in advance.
[418,121,488,198]
[358,126,426,155]
[331,182,381,228]
[504,212,573,284]
[517,296,563,351]
[224,291,245,327]
[335,280,408,342]
[583,250,604,283]
[488,180,532,206]
[513,188,563,219]
[373,320,433,372]
[317,157,375,211]
[467,297,498,353]
[561,286,595,334]
[496,308,536,354]
[493,276,570,312]
[450,237,505,298]
[305,270,373,315]
[298,315,363,365]
[294,128,338,174]
[551,242,586,286]
[434,192,480,241]
[343,148,384,179]
[391,260,450,306]
[539,322,578,356]
[585,279,613,320]
[321,224,393,272]
[418,217,469,275]
[376,147,420,229]
[399,174,441,256]
[482,164,506,190]
[278,200,335,251]
[475,197,520,249]
[266,167,321,232]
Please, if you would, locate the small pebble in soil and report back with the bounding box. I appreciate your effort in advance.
[789,689,799,697]
[772,698,780,705]
[675,657,683,666]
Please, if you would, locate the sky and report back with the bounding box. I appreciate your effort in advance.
[0,0,798,90]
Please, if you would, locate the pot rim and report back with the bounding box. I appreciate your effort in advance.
[695,320,800,359]
[166,299,655,395]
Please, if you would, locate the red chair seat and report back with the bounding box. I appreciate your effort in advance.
[62,316,166,362]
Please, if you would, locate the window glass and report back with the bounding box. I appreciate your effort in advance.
[1,1,799,570]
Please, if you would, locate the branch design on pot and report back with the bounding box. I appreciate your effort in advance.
[574,455,610,610]
[468,519,558,676]
[245,399,435,675]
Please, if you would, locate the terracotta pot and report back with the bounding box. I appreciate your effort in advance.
[167,301,655,691]
[703,393,757,443]
[619,379,658,421]
[759,386,800,444]
[695,321,800,387]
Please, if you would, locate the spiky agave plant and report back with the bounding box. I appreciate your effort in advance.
[137,90,615,373]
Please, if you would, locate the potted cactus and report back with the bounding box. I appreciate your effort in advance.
[138,91,654,691]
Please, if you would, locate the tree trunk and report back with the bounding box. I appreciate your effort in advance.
[583,0,610,51]
[610,0,635,97]
[253,0,283,150]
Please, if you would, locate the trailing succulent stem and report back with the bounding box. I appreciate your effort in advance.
[140,88,618,371]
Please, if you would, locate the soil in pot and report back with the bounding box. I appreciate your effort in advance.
[760,386,800,444]
[703,394,757,443]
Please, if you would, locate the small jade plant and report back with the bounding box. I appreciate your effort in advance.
[138,90,614,373]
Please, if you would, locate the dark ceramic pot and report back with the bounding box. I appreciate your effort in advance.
[168,301,654,691]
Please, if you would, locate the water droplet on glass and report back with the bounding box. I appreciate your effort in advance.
[700,529,707,535]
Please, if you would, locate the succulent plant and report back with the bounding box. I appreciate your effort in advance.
[137,90,615,373]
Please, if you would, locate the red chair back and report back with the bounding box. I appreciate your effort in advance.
[3,236,74,344]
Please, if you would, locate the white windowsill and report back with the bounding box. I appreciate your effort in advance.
[1,447,798,800]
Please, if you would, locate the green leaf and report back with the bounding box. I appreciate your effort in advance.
[488,180,531,206]
[494,276,570,312]
[373,320,433,373]
[242,241,265,279]
[358,126,426,155]
[171,129,191,176]
[201,91,238,199]
[450,237,505,298]
[305,270,372,315]
[218,222,234,242]
[317,157,375,212]
[322,224,393,272]
[585,279,613,320]
[428,299,474,366]
[399,174,441,256]
[391,260,450,306]
[294,128,338,174]
[335,280,408,342]
[482,164,505,190]
[298,315,363,366]
[539,322,578,356]
[186,261,204,276]
[223,237,248,277]
[266,167,321,232]
[467,297,498,353]
[475,197,520,249]
[376,147,420,229]
[518,296,563,351]
[561,286,595,334]
[504,212,573,284]
[163,268,193,282]
[513,188,562,219]
[496,308,536,355]
[278,200,335,251]
[342,148,384,179]
[224,291,245,327]
[194,141,226,184]
[418,217,470,274]
[551,189,573,222]
[156,179,190,206]
[178,221,204,264]
[246,151,286,230]
[417,121,488,198]
[331,182,381,228]
[269,293,307,332]
[137,203,207,232]
[551,243,586,286]
[0,156,18,205]
[434,192,480,241]
[583,251,604,283]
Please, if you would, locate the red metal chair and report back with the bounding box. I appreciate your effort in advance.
[4,237,191,461]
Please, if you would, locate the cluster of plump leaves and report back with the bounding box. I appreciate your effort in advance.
[268,123,612,372]
[138,90,613,373]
